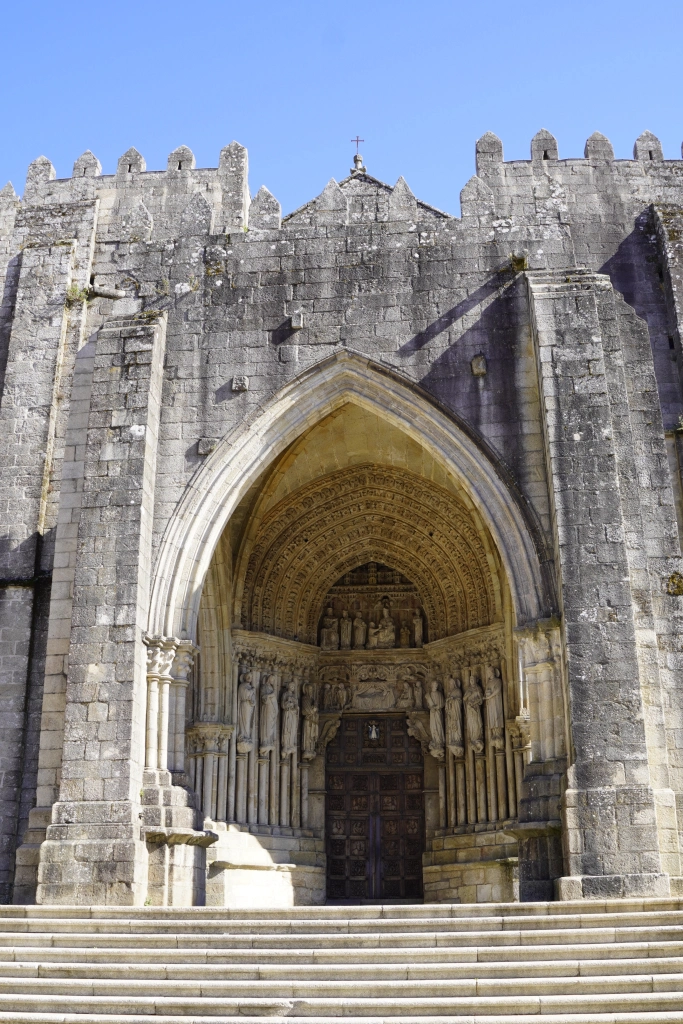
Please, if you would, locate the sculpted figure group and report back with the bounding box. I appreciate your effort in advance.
[235,659,504,774]
[236,669,320,760]
[320,603,424,651]
[421,666,505,760]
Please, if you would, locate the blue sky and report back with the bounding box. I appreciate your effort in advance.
[1,0,682,216]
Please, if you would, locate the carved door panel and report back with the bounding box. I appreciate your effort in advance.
[325,715,424,900]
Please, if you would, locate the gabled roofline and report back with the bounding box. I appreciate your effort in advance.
[282,171,453,223]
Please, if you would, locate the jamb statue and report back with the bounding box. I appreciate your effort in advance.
[301,681,319,760]
[280,679,299,756]
[236,670,256,754]
[258,673,278,755]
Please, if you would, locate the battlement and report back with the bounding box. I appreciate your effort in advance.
[6,130,683,231]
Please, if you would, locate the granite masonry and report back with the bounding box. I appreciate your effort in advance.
[1,130,683,909]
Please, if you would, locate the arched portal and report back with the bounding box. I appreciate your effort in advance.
[145,352,564,906]
[148,349,552,642]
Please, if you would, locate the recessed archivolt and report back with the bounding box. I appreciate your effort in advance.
[235,464,503,644]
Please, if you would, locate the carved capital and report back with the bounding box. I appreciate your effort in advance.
[188,722,233,754]
[172,642,198,684]
[510,713,531,749]
[144,635,177,678]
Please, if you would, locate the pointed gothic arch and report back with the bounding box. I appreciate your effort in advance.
[148,348,553,642]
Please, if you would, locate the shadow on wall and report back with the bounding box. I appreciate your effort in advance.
[398,274,510,357]
[599,217,663,328]
[599,219,681,430]
[408,279,529,482]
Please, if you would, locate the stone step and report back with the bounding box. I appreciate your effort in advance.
[1,1016,683,1024]
[1,899,682,919]
[0,911,682,933]
[0,939,681,963]
[0,956,682,981]
[2,971,683,998]
[0,990,682,1016]
[0,927,681,948]
[0,903,678,1019]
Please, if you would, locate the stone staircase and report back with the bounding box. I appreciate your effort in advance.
[0,901,681,1021]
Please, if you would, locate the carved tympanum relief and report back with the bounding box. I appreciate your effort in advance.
[237,466,500,643]
[319,660,428,713]
[318,566,425,650]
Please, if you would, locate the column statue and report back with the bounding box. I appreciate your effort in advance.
[464,673,485,754]
[412,609,423,648]
[259,673,278,755]
[281,680,299,756]
[301,682,319,760]
[236,670,256,754]
[353,613,367,649]
[445,675,464,758]
[485,665,505,749]
[339,610,352,650]
[320,607,339,650]
[425,678,445,758]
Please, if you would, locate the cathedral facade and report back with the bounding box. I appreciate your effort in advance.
[1,130,683,907]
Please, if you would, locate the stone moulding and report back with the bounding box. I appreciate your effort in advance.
[143,827,218,847]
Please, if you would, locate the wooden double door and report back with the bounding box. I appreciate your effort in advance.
[325,714,424,901]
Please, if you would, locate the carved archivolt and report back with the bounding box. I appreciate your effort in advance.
[237,465,501,644]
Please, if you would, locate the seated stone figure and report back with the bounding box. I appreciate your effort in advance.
[376,605,396,648]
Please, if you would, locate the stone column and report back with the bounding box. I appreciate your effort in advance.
[528,269,675,899]
[216,732,230,822]
[437,762,447,829]
[36,311,167,905]
[300,763,309,828]
[169,643,196,774]
[227,660,239,822]
[144,638,175,769]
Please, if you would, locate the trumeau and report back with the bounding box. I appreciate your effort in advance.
[0,134,683,908]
